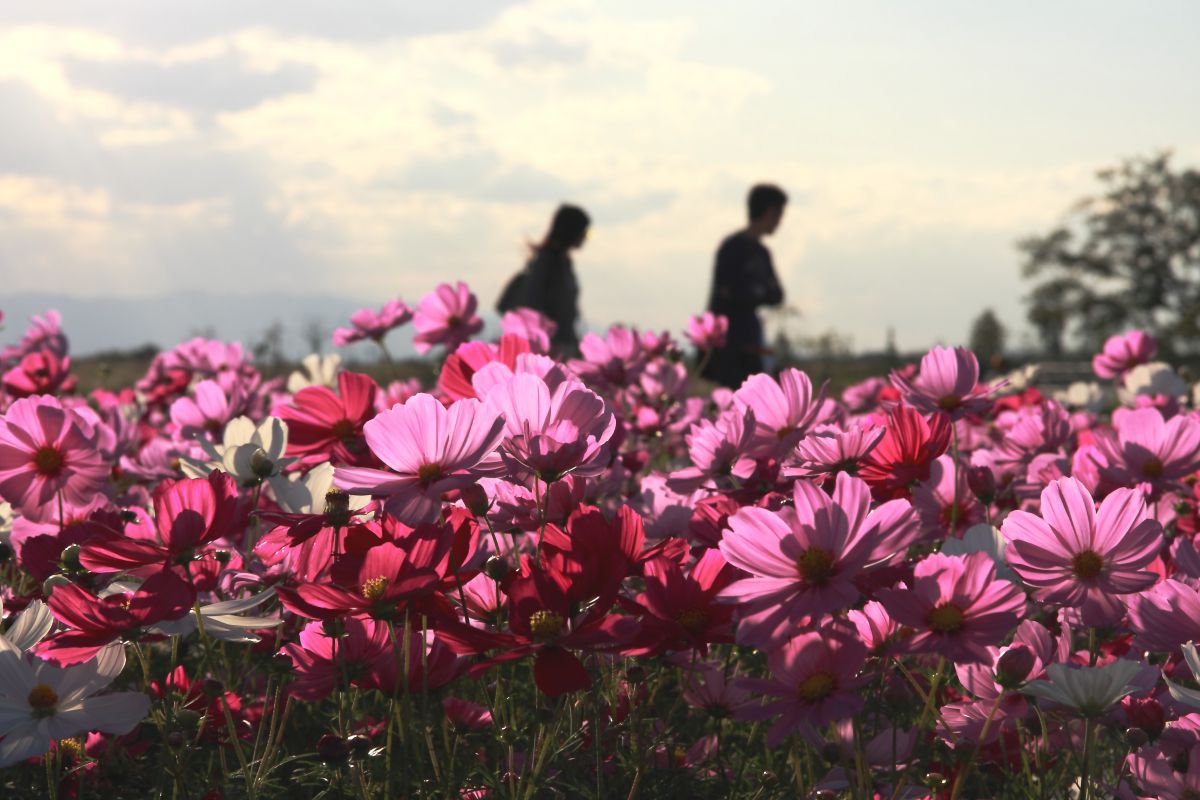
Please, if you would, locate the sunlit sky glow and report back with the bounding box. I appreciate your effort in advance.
[1,0,1198,354]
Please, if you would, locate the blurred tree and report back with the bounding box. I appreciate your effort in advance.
[302,317,329,355]
[1020,151,1200,356]
[968,309,1006,370]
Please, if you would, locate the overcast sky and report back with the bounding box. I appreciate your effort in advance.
[1,0,1198,355]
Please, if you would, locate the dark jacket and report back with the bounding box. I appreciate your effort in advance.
[520,247,580,355]
[703,230,785,387]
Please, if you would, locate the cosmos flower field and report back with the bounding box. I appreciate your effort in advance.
[2,286,1200,799]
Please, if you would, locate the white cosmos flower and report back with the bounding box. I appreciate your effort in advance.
[181,416,297,489]
[0,598,54,653]
[1118,362,1187,405]
[1024,659,1143,718]
[1166,642,1200,710]
[274,462,369,517]
[942,524,1017,582]
[0,638,150,767]
[287,353,342,393]
[151,588,283,644]
[0,501,12,544]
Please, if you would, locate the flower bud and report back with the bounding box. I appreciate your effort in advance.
[323,489,352,528]
[1124,727,1149,749]
[995,645,1036,688]
[483,555,510,582]
[59,544,82,571]
[202,678,225,698]
[345,734,371,758]
[967,466,996,502]
[42,574,72,596]
[176,709,202,730]
[460,484,490,517]
[249,448,276,479]
[0,542,13,564]
[167,730,186,748]
[316,733,350,764]
[213,549,232,564]
[1123,696,1166,740]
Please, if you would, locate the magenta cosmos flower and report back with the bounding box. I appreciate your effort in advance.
[412,281,484,354]
[733,368,827,458]
[332,299,412,347]
[735,625,869,746]
[1002,476,1162,626]
[718,472,921,646]
[500,309,557,354]
[1090,406,1200,497]
[890,346,992,419]
[1127,579,1200,653]
[335,393,504,524]
[0,396,108,517]
[878,551,1025,664]
[1093,329,1156,380]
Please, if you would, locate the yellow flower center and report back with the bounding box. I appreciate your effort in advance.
[1141,457,1164,478]
[528,610,565,641]
[1072,550,1104,581]
[928,603,965,634]
[417,463,444,483]
[57,738,83,760]
[937,394,962,410]
[676,609,707,633]
[798,672,836,702]
[33,446,64,477]
[797,547,835,585]
[28,683,58,717]
[361,576,389,601]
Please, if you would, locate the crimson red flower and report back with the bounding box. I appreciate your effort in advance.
[438,335,532,401]
[3,349,76,398]
[33,569,197,665]
[80,471,245,574]
[858,404,952,501]
[623,549,737,656]
[277,371,379,466]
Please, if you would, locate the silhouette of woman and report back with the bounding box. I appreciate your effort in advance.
[508,204,589,357]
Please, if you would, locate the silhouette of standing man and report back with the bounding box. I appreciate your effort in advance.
[703,184,787,388]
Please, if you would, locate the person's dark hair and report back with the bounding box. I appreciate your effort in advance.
[747,184,787,221]
[540,204,590,252]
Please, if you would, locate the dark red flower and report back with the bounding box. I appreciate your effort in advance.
[858,404,952,501]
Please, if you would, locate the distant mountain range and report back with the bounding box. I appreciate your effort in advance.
[0,291,460,360]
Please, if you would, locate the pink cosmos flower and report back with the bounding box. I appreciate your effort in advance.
[1090,406,1200,497]
[685,312,728,351]
[667,406,757,492]
[1093,329,1156,380]
[481,372,616,483]
[332,299,412,347]
[169,379,248,442]
[847,600,900,656]
[335,394,505,524]
[0,309,68,362]
[912,453,983,539]
[785,423,885,483]
[1002,477,1162,626]
[571,325,648,389]
[501,309,557,354]
[877,552,1025,664]
[412,282,484,354]
[890,346,993,419]
[1127,579,1200,653]
[438,336,534,401]
[0,396,109,517]
[683,664,757,719]
[718,472,921,646]
[733,368,828,458]
[735,626,869,746]
[3,350,76,398]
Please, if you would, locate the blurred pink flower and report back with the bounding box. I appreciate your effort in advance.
[684,312,728,351]
[412,282,483,354]
[733,368,827,458]
[1003,476,1162,626]
[1091,406,1200,496]
[333,299,413,347]
[735,626,869,746]
[1093,330,1156,380]
[501,308,557,354]
[890,346,992,419]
